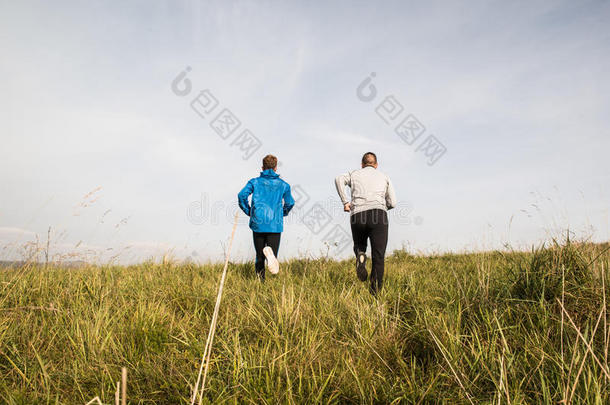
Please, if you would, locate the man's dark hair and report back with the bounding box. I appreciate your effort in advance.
[262,154,278,170]
[362,152,377,167]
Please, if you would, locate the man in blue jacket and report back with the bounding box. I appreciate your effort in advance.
[238,154,295,280]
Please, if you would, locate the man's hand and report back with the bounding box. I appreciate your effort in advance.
[343,202,351,212]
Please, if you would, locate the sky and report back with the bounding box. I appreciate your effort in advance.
[1,0,609,264]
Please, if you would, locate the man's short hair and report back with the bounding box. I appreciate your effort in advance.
[362,152,377,166]
[262,154,278,170]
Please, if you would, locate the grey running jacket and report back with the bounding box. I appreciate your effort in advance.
[334,166,397,215]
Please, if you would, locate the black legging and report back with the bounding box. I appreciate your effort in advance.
[350,209,389,293]
[252,232,281,280]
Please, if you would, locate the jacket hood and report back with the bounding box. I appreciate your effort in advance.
[260,169,280,178]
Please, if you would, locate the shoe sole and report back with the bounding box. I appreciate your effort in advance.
[263,246,280,274]
[356,252,367,281]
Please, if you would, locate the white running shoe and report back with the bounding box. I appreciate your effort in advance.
[263,246,280,274]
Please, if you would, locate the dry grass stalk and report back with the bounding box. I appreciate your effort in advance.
[557,299,610,380]
[429,330,474,405]
[568,308,604,404]
[121,367,127,405]
[191,212,239,405]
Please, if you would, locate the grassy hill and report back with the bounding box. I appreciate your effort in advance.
[1,241,609,404]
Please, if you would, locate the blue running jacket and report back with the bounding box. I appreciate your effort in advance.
[238,169,295,233]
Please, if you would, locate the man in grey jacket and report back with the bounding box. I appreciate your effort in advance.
[335,152,397,295]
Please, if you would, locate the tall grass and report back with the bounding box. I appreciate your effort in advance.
[0,241,608,403]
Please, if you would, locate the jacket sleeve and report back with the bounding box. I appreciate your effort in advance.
[237,180,254,216]
[334,173,351,205]
[385,177,397,210]
[282,183,295,216]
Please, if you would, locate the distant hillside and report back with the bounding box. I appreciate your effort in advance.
[0,260,89,268]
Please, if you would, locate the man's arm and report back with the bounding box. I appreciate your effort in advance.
[385,177,397,210]
[237,180,254,216]
[334,173,351,206]
[282,184,295,216]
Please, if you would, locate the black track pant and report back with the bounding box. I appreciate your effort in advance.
[252,232,281,280]
[350,209,389,293]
